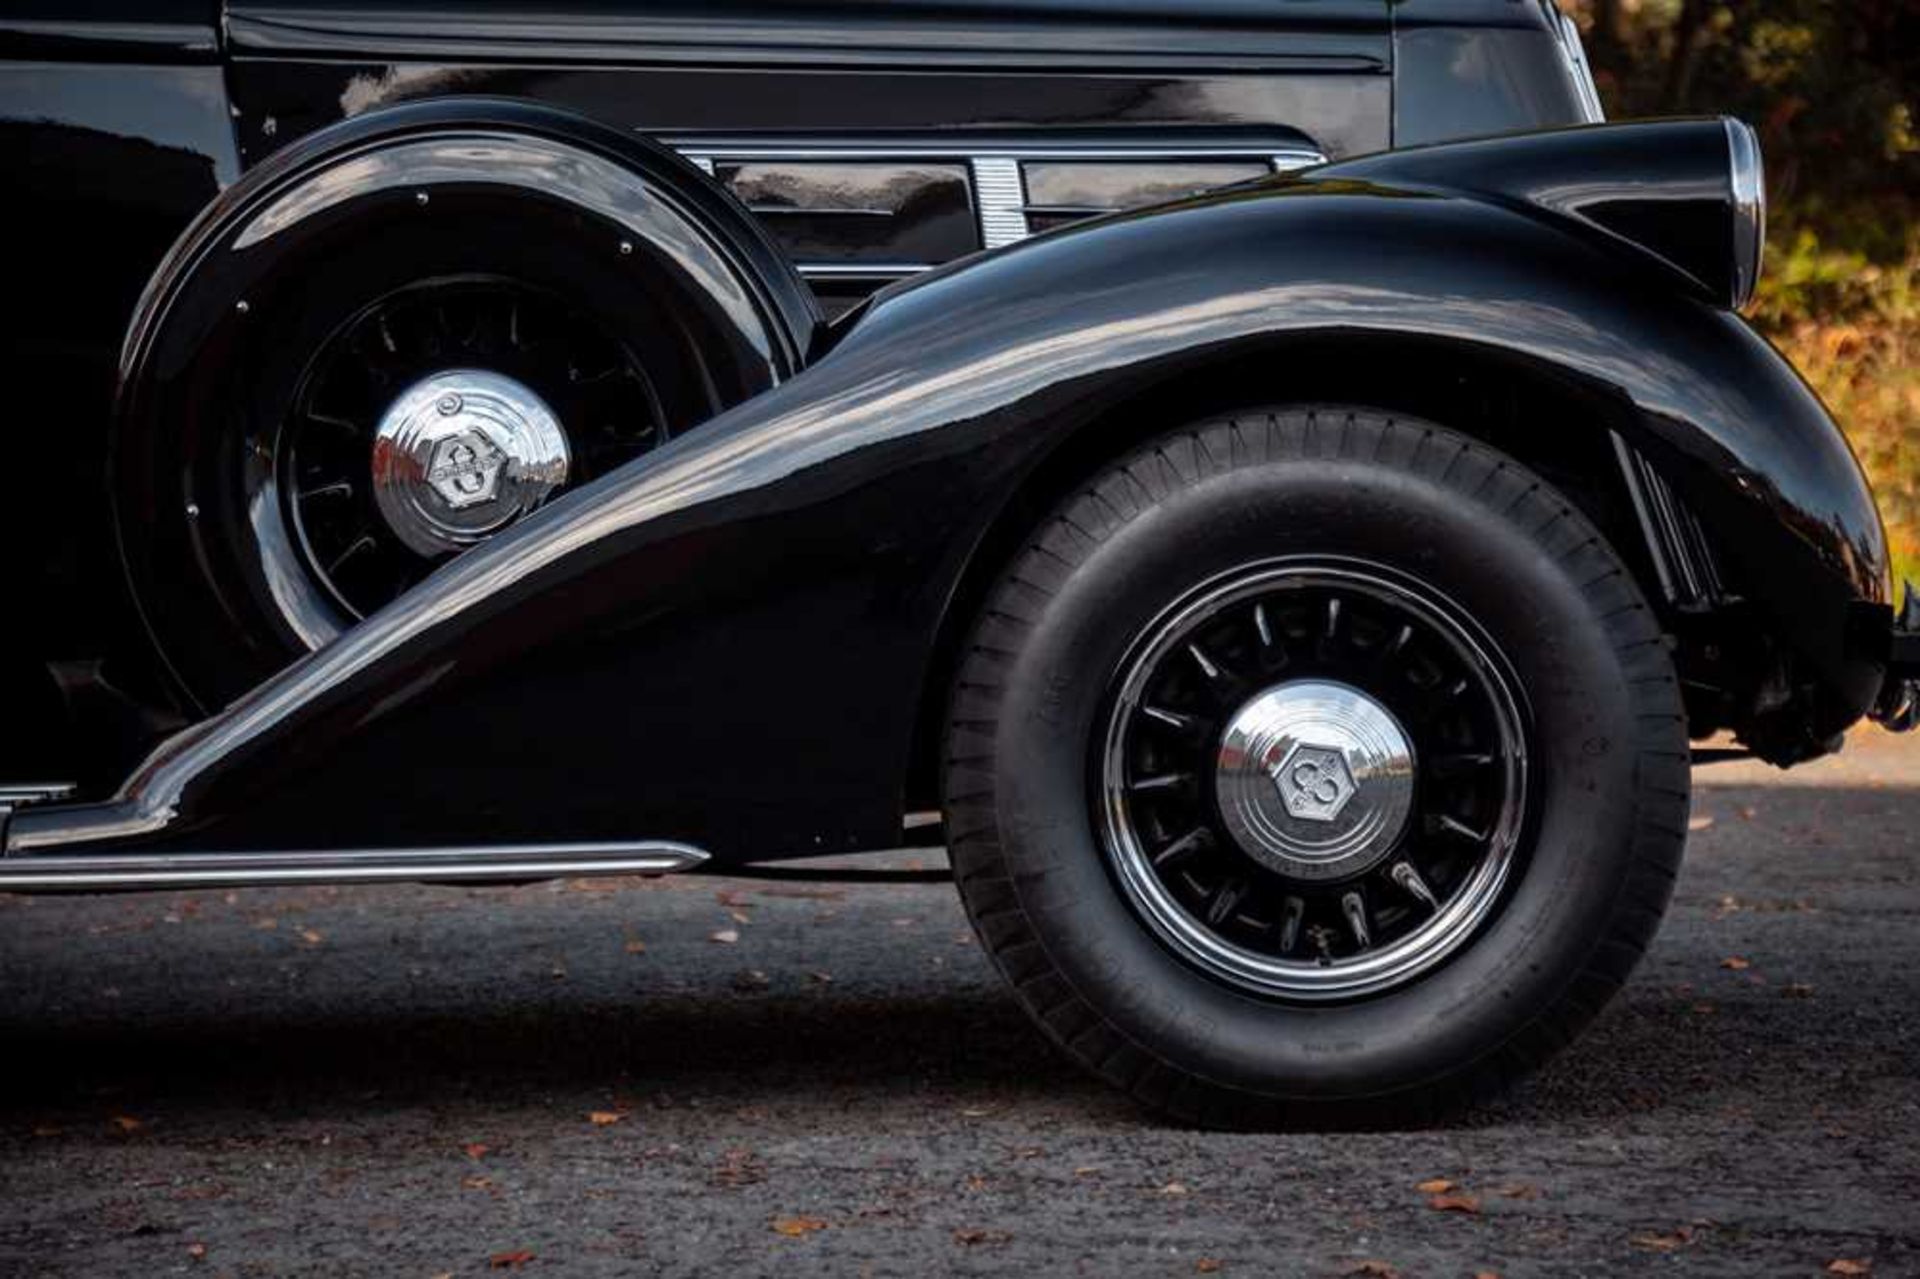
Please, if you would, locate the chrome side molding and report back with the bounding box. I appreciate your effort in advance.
[0,841,708,893]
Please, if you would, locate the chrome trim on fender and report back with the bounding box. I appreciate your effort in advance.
[1612,433,1724,609]
[0,841,709,892]
[971,156,1030,250]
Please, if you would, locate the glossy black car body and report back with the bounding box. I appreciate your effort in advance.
[7,8,1919,1128]
[1,106,1910,865]
[4,0,1606,789]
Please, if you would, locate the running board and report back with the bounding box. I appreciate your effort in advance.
[0,841,708,893]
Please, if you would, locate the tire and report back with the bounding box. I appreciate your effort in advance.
[943,406,1690,1128]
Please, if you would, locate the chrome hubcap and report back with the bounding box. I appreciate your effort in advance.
[1216,680,1415,882]
[1099,561,1529,1001]
[369,369,570,557]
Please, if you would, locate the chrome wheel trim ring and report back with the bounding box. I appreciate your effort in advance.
[1098,560,1529,1001]
[369,369,571,557]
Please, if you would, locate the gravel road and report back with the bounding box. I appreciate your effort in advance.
[1,732,1915,1277]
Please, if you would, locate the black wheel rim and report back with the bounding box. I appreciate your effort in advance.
[254,275,667,634]
[1097,558,1531,1001]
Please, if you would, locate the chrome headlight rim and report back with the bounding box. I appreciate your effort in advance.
[1725,116,1767,310]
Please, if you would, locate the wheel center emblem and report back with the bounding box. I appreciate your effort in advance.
[1213,679,1416,881]
[1272,742,1357,823]
[425,430,509,510]
[369,369,571,557]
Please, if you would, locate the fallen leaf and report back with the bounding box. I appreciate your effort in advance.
[1688,815,1715,831]
[1427,1193,1480,1214]
[1473,1272,1502,1279]
[1783,982,1815,998]
[807,970,834,984]
[299,928,324,945]
[1721,956,1752,971]
[489,1250,535,1269]
[1159,1181,1191,1196]
[1073,1166,1100,1177]
[728,909,752,925]
[587,1111,625,1126]
[1414,1177,1454,1194]
[1498,1183,1542,1200]
[464,1142,490,1160]
[110,1116,143,1133]
[710,1148,766,1188]
[1195,1260,1224,1274]
[186,1242,207,1261]
[623,939,647,955]
[1631,1227,1694,1252]
[709,929,740,945]
[772,1216,828,1237]
[253,917,278,930]
[462,1175,494,1191]
[952,1228,1011,1246]
[1341,1263,1399,1278]
[731,969,771,993]
[715,888,750,907]
[1827,1262,1872,1276]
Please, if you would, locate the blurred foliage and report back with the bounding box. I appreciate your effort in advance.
[1562,0,1918,586]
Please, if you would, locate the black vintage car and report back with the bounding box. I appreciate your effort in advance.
[2,3,1915,1127]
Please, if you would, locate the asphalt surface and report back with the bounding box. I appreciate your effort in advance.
[1,732,1915,1277]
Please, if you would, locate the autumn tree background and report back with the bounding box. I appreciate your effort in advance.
[1565,0,1917,585]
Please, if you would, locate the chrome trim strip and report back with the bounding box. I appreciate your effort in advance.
[795,262,935,279]
[0,841,709,892]
[0,784,77,806]
[674,141,1325,166]
[971,156,1029,250]
[1551,6,1607,123]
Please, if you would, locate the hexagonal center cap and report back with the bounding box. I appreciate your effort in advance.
[1215,679,1415,881]
[370,369,570,557]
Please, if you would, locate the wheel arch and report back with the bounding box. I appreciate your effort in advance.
[903,331,1673,811]
[110,96,823,710]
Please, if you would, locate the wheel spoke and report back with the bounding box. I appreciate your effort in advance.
[1254,601,1274,649]
[1151,827,1209,868]
[1142,704,1200,733]
[1205,877,1249,927]
[1427,812,1488,843]
[1186,641,1223,681]
[325,532,378,577]
[296,480,354,504]
[1129,771,1192,794]
[1430,751,1495,779]
[1340,890,1372,949]
[1388,859,1438,909]
[1277,895,1305,952]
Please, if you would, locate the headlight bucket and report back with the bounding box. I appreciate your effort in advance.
[1725,117,1767,310]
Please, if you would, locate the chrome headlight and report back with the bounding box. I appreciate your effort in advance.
[1726,117,1767,310]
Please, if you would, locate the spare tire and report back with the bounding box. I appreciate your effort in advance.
[112,98,819,710]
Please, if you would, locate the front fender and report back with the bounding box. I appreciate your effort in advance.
[19,122,1889,858]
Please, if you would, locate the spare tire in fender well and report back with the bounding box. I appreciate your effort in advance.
[112,97,823,711]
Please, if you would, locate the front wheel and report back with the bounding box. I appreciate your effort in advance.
[944,407,1689,1127]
